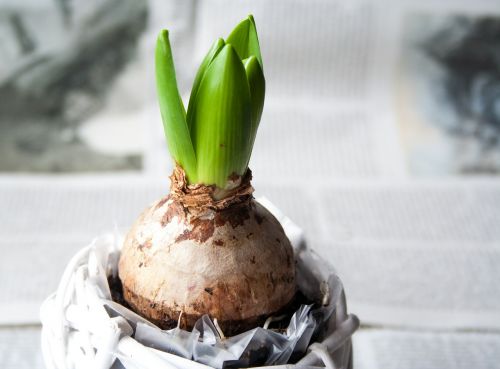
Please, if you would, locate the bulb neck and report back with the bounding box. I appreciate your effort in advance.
[169,164,254,219]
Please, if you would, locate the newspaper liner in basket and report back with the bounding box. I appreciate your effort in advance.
[40,198,359,369]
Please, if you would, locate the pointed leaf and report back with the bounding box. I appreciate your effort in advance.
[191,44,252,188]
[187,38,225,131]
[155,30,197,181]
[243,56,265,157]
[226,15,263,67]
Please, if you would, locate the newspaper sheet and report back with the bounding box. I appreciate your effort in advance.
[0,327,44,369]
[353,329,500,369]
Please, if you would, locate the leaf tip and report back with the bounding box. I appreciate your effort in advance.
[158,29,169,42]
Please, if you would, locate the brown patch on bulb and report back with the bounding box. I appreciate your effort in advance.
[254,212,264,225]
[138,240,151,250]
[175,218,215,243]
[172,200,253,244]
[161,199,185,226]
[214,203,251,229]
[155,195,170,210]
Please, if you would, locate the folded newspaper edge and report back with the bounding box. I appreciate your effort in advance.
[40,198,359,369]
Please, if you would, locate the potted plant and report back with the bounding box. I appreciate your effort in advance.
[41,15,358,369]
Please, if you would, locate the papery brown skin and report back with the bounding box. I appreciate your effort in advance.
[118,168,296,335]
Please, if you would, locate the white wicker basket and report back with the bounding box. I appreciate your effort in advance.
[40,199,359,369]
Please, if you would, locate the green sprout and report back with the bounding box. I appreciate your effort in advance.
[155,15,265,188]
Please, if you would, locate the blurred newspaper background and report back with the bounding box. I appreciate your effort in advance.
[1,0,500,368]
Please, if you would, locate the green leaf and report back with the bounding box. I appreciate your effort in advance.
[187,38,225,131]
[243,56,265,164]
[155,30,197,182]
[226,15,263,68]
[190,44,252,188]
